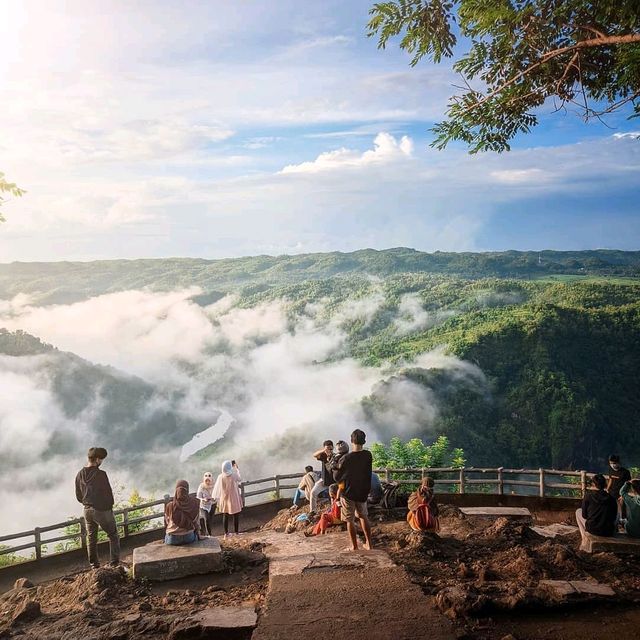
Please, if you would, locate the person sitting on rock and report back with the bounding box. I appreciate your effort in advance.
[197,471,216,536]
[164,479,201,545]
[578,473,617,537]
[307,484,342,536]
[212,460,243,538]
[407,477,440,533]
[620,479,640,538]
[291,465,318,510]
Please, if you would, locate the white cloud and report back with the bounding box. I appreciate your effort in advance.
[490,168,554,184]
[280,132,414,174]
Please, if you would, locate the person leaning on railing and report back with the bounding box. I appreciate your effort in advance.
[75,446,120,569]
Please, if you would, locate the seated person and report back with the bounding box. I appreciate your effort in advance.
[164,479,201,545]
[620,479,640,538]
[578,473,617,537]
[368,471,383,505]
[308,484,342,536]
[291,465,318,509]
[407,477,440,533]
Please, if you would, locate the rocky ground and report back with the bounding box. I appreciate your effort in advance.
[0,544,267,639]
[2,503,639,640]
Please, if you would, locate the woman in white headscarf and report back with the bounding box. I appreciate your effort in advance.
[197,471,215,536]
[212,460,243,538]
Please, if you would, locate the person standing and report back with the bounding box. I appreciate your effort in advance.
[75,447,120,569]
[310,440,334,513]
[606,454,632,521]
[197,471,216,536]
[213,460,243,538]
[333,429,373,551]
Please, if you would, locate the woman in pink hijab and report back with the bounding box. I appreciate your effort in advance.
[212,460,243,538]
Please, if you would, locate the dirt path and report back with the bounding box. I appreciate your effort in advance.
[250,530,456,640]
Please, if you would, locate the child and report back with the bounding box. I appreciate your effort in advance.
[308,484,342,536]
[212,460,243,538]
[407,477,440,533]
[197,471,215,536]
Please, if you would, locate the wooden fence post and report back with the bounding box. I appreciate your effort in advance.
[385,468,390,483]
[539,468,545,498]
[240,483,246,507]
[580,470,587,497]
[34,527,42,560]
[275,476,281,500]
[497,467,504,495]
[123,509,129,538]
[459,468,465,495]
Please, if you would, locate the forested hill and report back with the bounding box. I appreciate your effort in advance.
[1,248,639,305]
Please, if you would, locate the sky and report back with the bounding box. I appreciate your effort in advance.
[0,0,639,263]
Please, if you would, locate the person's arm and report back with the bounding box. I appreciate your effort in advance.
[75,473,83,504]
[298,476,307,490]
[313,449,326,461]
[581,495,589,520]
[606,475,613,492]
[104,472,115,509]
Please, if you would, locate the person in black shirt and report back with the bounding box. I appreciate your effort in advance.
[334,429,373,551]
[578,473,617,537]
[310,440,334,512]
[75,447,120,568]
[607,454,632,522]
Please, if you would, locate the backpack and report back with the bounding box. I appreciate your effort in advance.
[380,481,400,510]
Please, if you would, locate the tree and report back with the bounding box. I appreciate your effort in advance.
[0,172,25,222]
[367,1,640,152]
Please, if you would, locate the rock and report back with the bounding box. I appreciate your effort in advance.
[124,612,141,623]
[138,601,152,612]
[570,580,615,596]
[13,578,34,590]
[133,537,223,581]
[538,580,576,598]
[11,599,41,624]
[170,606,258,639]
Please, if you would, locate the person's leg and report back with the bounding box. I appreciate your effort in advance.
[359,516,373,550]
[310,480,325,512]
[292,488,304,507]
[199,509,209,536]
[206,509,215,536]
[84,508,99,567]
[222,513,229,535]
[233,513,239,534]
[94,509,120,565]
[341,498,358,550]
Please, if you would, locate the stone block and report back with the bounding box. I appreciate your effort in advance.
[459,507,532,521]
[575,508,640,554]
[169,606,257,640]
[530,524,578,538]
[570,580,615,596]
[133,537,223,581]
[538,580,576,598]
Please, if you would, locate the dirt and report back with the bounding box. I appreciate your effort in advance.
[3,504,640,640]
[0,541,268,640]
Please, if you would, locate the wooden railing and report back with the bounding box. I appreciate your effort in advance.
[0,467,588,565]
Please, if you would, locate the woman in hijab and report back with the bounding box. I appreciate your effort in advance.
[197,471,216,536]
[164,479,201,545]
[407,477,440,533]
[212,460,243,538]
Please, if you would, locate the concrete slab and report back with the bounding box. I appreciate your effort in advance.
[575,508,640,554]
[460,507,532,519]
[531,524,579,538]
[570,580,615,596]
[133,537,223,581]
[190,605,257,630]
[538,580,576,598]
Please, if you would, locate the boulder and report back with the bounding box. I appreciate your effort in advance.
[133,537,223,581]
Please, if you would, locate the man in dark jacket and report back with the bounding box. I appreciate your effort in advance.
[579,473,618,537]
[75,447,120,568]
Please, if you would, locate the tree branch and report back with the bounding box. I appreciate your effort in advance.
[463,32,640,114]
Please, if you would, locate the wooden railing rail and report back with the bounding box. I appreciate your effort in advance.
[0,466,593,563]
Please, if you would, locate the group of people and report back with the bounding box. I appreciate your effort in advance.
[74,448,245,568]
[578,454,640,538]
[165,460,243,544]
[74,444,638,570]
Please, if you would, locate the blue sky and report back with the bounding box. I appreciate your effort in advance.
[0,0,638,262]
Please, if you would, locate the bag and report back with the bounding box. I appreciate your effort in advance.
[380,481,400,510]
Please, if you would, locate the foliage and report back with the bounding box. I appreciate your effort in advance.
[371,435,466,468]
[0,172,25,222]
[368,1,640,152]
